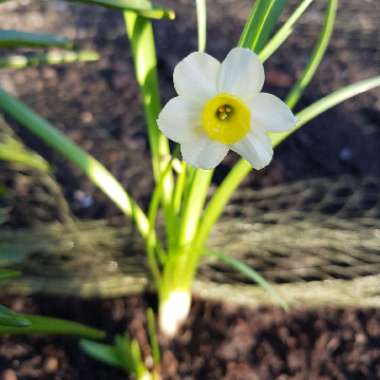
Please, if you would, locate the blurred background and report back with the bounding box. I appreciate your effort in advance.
[0,1,380,379]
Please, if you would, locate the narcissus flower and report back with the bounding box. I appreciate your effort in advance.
[157,47,296,170]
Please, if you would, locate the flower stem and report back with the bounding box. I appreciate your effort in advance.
[156,0,212,335]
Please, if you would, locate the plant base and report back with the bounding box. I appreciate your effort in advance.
[159,290,191,337]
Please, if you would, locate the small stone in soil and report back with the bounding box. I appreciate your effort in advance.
[43,357,59,374]
[1,369,17,380]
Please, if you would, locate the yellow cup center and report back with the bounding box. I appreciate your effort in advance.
[201,93,250,145]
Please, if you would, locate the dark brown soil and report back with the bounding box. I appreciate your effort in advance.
[0,0,380,379]
[1,295,380,380]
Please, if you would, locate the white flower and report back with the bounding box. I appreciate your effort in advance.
[157,47,297,170]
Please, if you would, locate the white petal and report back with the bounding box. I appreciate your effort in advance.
[231,131,273,170]
[157,96,202,143]
[249,93,296,132]
[173,52,220,102]
[217,47,264,100]
[181,135,228,169]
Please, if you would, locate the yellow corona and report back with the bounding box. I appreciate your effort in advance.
[201,93,251,145]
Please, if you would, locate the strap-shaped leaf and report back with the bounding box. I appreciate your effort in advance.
[206,251,288,310]
[260,0,314,62]
[147,308,160,366]
[81,339,125,368]
[0,135,50,171]
[239,0,287,52]
[82,336,152,379]
[0,50,99,69]
[272,75,380,147]
[0,314,105,338]
[0,30,73,49]
[115,335,149,379]
[285,0,338,109]
[0,269,20,281]
[66,0,175,20]
[0,305,30,327]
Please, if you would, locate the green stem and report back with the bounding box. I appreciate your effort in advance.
[192,160,250,255]
[146,149,181,286]
[195,0,207,52]
[169,0,208,235]
[157,0,211,326]
[169,0,211,253]
[172,161,187,214]
[177,169,212,248]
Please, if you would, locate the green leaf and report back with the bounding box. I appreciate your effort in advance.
[147,308,160,366]
[82,336,152,379]
[80,339,125,369]
[208,251,288,310]
[0,50,99,70]
[0,305,30,327]
[0,269,20,281]
[114,334,150,378]
[0,314,105,338]
[0,30,73,49]
[114,334,135,373]
[67,0,175,20]
[239,0,287,52]
[124,9,173,245]
[260,0,314,62]
[129,339,149,379]
[0,135,50,171]
[271,75,380,147]
[124,10,172,183]
[285,0,338,109]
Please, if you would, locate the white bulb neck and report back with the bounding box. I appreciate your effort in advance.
[159,290,191,337]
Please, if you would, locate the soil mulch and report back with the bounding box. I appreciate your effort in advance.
[0,295,380,380]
